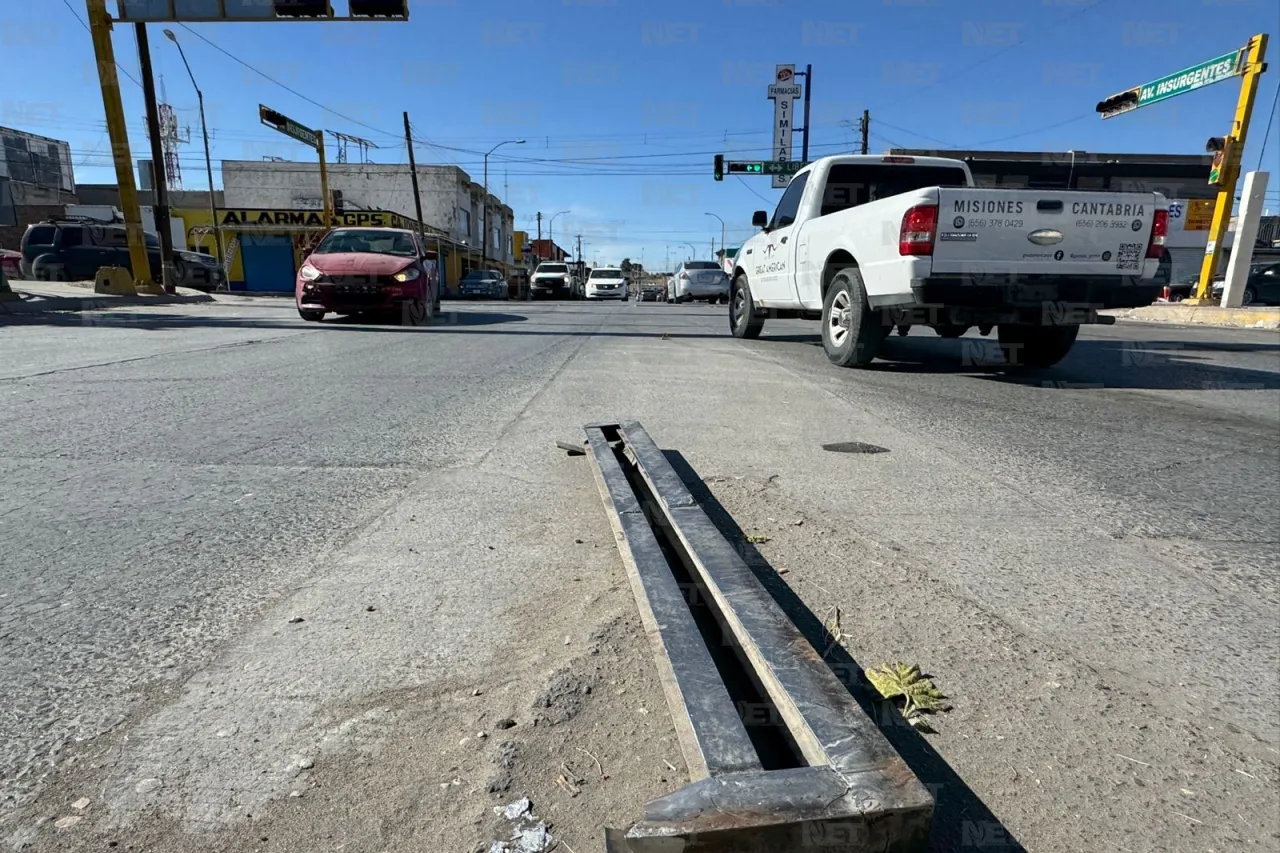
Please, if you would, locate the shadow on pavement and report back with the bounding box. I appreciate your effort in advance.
[661,450,1028,853]
[860,336,1280,390]
[0,309,532,331]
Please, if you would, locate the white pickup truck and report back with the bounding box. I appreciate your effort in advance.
[729,154,1171,368]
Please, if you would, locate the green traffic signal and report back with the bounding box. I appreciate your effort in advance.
[714,154,724,182]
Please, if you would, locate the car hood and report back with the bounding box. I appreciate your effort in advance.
[533,271,568,278]
[306,252,415,276]
[589,278,626,285]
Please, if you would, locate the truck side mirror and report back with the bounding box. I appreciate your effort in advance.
[752,210,769,229]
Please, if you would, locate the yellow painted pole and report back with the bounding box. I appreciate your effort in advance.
[316,131,333,227]
[1190,33,1268,304]
[85,0,156,293]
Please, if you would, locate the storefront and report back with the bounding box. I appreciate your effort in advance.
[173,207,474,293]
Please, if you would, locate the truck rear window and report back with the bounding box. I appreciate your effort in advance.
[820,165,969,216]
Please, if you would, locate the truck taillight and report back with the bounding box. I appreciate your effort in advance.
[1145,209,1169,259]
[899,204,938,256]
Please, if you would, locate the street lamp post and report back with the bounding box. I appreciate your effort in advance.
[705,212,725,268]
[163,29,222,279]
[483,139,524,272]
[548,209,570,260]
[683,242,697,260]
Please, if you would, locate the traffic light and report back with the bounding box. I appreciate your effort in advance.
[727,162,763,175]
[1206,136,1236,185]
[714,154,724,181]
[1096,88,1139,119]
[349,0,409,15]
[272,1,333,17]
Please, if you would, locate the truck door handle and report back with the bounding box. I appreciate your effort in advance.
[780,236,788,244]
[1037,200,1064,213]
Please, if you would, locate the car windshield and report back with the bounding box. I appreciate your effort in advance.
[685,262,720,270]
[462,271,496,281]
[538,264,568,274]
[313,229,418,257]
[592,269,622,278]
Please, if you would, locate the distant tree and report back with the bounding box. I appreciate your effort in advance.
[620,258,632,273]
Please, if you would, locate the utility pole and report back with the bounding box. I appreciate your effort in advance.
[576,233,583,262]
[861,110,870,155]
[403,112,426,245]
[536,211,543,260]
[135,23,176,293]
[798,63,813,163]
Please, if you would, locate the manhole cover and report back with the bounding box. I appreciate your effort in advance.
[822,442,889,454]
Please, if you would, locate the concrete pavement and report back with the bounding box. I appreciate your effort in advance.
[1,299,1276,852]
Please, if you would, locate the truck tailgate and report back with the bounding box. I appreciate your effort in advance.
[931,188,1160,277]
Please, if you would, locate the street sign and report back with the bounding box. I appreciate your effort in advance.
[726,161,764,175]
[725,160,808,178]
[259,104,320,149]
[768,64,801,188]
[1098,48,1247,119]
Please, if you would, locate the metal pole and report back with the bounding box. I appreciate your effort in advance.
[802,63,812,163]
[482,151,489,270]
[135,23,175,293]
[1192,33,1268,302]
[86,0,153,292]
[403,113,425,232]
[1220,170,1270,307]
[705,212,725,266]
[861,109,870,155]
[164,31,221,274]
[317,132,332,226]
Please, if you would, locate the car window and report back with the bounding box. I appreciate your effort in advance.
[144,232,159,248]
[98,228,129,248]
[770,172,808,229]
[59,227,84,248]
[25,225,56,245]
[685,261,720,270]
[820,164,969,216]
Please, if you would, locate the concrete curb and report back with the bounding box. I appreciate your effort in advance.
[0,290,215,315]
[1103,305,1280,330]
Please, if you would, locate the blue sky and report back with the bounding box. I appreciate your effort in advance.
[5,0,1278,268]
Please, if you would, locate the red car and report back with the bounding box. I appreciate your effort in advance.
[1,248,22,282]
[295,227,440,324]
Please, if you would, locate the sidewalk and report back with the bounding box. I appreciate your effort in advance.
[0,279,215,315]
[1104,303,1280,330]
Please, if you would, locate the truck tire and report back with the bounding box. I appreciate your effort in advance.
[729,275,764,339]
[998,324,1080,369]
[934,324,968,339]
[822,267,886,367]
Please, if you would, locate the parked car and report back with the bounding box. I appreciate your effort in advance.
[585,267,629,300]
[0,248,21,281]
[295,226,440,324]
[1211,260,1280,305]
[459,269,509,299]
[668,260,730,303]
[19,217,226,291]
[639,283,663,302]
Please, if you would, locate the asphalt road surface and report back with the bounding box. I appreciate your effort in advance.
[1,298,1276,851]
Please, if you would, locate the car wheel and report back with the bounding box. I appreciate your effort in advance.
[403,297,431,326]
[822,267,886,368]
[934,324,968,339]
[1242,286,1257,306]
[997,323,1080,369]
[729,275,764,340]
[299,309,325,322]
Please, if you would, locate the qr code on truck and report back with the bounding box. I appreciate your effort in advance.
[1116,242,1143,271]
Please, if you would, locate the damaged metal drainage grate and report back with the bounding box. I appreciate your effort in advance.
[822,441,889,454]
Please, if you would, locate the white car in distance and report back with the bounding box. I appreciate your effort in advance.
[585,267,629,300]
[668,261,730,304]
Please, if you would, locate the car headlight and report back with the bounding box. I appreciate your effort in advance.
[299,263,322,281]
[393,267,421,282]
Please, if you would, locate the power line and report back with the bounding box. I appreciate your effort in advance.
[961,111,1096,149]
[1257,84,1279,172]
[59,0,142,87]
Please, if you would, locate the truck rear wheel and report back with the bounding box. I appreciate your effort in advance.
[822,267,886,368]
[730,275,764,339]
[998,324,1080,369]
